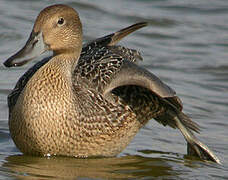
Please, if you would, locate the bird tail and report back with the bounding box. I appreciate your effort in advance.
[155,97,221,164]
[174,112,221,164]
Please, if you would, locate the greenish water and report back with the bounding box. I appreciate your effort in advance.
[0,0,228,179]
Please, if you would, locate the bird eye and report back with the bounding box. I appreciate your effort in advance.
[57,17,65,26]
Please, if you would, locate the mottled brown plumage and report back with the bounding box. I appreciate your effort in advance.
[4,4,220,163]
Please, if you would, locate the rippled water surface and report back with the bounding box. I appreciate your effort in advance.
[0,0,228,179]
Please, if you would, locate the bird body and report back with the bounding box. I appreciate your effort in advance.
[4,4,220,163]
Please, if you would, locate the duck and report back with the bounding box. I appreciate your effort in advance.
[3,4,220,163]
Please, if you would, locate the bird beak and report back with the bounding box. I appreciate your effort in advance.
[3,31,47,67]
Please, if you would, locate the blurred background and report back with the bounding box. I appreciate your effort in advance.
[0,0,228,179]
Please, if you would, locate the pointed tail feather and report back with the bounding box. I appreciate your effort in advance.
[177,112,200,134]
[108,22,148,46]
[174,114,221,164]
[154,97,220,163]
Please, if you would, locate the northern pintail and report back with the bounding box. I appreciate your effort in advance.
[3,4,220,164]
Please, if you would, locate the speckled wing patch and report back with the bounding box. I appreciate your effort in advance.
[74,45,142,93]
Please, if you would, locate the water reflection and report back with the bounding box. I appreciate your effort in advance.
[3,154,180,179]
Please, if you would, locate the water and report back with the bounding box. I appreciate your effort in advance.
[0,0,228,179]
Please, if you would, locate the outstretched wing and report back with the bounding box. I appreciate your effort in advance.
[77,25,220,163]
[86,53,220,163]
